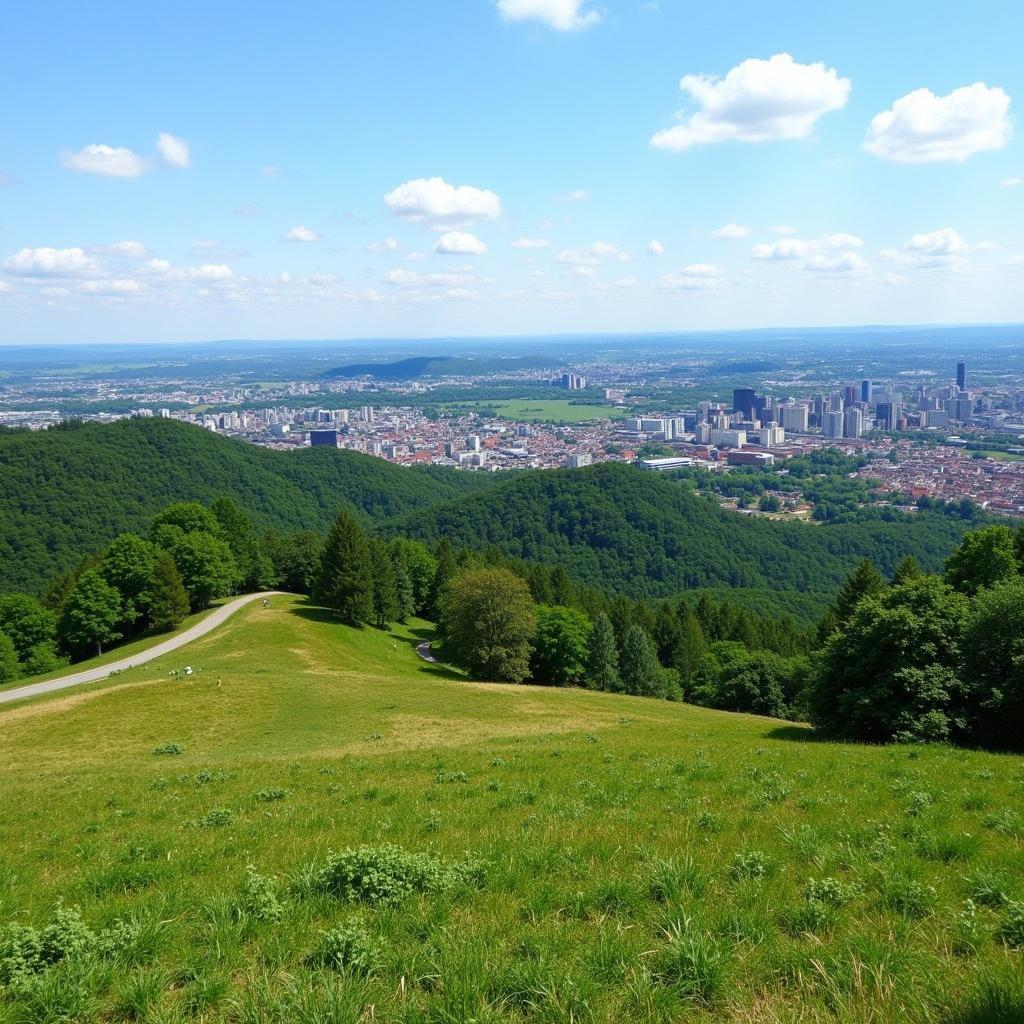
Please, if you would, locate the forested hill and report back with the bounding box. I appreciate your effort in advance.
[384,462,974,602]
[0,418,494,593]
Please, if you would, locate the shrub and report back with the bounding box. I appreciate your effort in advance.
[804,877,861,907]
[152,743,183,757]
[234,866,284,923]
[195,808,233,828]
[0,905,96,984]
[254,788,286,803]
[303,845,484,907]
[307,921,380,975]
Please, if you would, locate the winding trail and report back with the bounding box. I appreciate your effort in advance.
[0,591,283,707]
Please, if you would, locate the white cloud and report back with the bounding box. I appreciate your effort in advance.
[557,241,627,265]
[802,251,870,276]
[143,258,233,281]
[93,240,149,258]
[0,281,13,293]
[865,83,1012,163]
[656,264,722,290]
[511,236,550,249]
[881,227,970,268]
[559,188,588,202]
[769,224,798,235]
[651,53,850,151]
[573,265,596,277]
[383,268,420,286]
[282,225,320,242]
[751,232,862,262]
[434,230,488,255]
[384,176,502,228]
[615,276,639,288]
[366,237,403,253]
[495,0,601,31]
[712,223,751,239]
[262,164,282,178]
[80,278,145,295]
[3,247,99,276]
[60,144,147,179]
[1001,176,1022,188]
[156,132,190,169]
[647,240,665,256]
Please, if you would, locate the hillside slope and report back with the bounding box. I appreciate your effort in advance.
[0,418,494,592]
[385,461,973,600]
[0,596,1019,1023]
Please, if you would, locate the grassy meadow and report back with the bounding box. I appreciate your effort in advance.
[1,594,1023,1023]
[442,399,625,423]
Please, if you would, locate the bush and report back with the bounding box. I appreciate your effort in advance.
[307,921,380,975]
[152,743,183,757]
[234,866,284,923]
[304,845,484,907]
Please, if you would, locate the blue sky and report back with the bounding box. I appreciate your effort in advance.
[1,0,1021,343]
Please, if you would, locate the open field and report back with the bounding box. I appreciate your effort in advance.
[442,399,625,423]
[1,595,1023,1023]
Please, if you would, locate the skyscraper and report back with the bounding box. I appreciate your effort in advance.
[861,379,872,403]
[733,388,756,419]
[957,361,966,392]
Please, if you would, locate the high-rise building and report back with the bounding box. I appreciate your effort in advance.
[310,430,339,447]
[709,428,746,448]
[467,434,481,452]
[823,411,845,439]
[861,379,872,403]
[779,403,809,433]
[843,407,864,439]
[956,361,967,392]
[876,402,901,431]
[732,388,756,419]
[844,385,858,407]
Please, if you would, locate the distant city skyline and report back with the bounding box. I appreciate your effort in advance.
[1,0,1022,343]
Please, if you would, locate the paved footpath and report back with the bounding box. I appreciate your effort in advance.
[0,592,283,707]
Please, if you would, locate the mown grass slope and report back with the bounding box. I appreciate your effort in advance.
[1,595,1023,1023]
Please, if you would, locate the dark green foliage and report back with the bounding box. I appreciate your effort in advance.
[585,612,620,692]
[307,921,380,975]
[147,552,191,633]
[692,644,805,719]
[99,533,159,628]
[619,626,676,699]
[944,525,1019,595]
[0,417,494,594]
[265,530,323,594]
[530,604,591,686]
[159,529,238,611]
[316,511,373,624]
[0,632,20,684]
[386,462,974,606]
[58,570,123,656]
[891,555,921,586]
[428,538,457,622]
[961,577,1024,748]
[368,539,400,628]
[673,603,707,687]
[809,576,971,743]
[0,593,58,663]
[152,500,221,539]
[389,543,416,622]
[439,568,536,682]
[833,559,886,628]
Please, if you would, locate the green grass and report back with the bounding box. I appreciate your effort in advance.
[1,595,1023,1023]
[443,398,625,423]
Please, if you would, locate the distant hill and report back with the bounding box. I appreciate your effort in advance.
[384,461,973,603]
[0,418,495,593]
[322,354,559,380]
[322,356,451,380]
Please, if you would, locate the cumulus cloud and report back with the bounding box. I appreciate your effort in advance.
[143,258,233,281]
[511,236,550,249]
[384,177,502,229]
[712,223,751,239]
[648,240,665,256]
[802,251,870,276]
[615,276,639,288]
[80,278,145,295]
[434,230,488,255]
[751,232,863,261]
[656,264,722,290]
[881,228,970,268]
[865,83,1012,163]
[282,225,320,242]
[1000,176,1022,188]
[557,241,628,265]
[156,132,191,169]
[559,188,588,202]
[60,144,148,179]
[495,0,601,31]
[3,247,99,276]
[651,53,850,151]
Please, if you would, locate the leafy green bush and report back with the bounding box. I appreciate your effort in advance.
[151,743,183,757]
[303,845,484,907]
[307,920,380,975]
[234,866,284,923]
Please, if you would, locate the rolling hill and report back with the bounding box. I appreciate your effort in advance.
[0,418,495,593]
[385,461,975,603]
[0,595,1020,1023]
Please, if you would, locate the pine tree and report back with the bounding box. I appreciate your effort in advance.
[428,538,457,623]
[619,625,663,698]
[673,603,707,688]
[316,510,373,624]
[891,555,921,586]
[833,559,886,627]
[653,602,682,665]
[369,539,400,628]
[585,612,621,692]
[390,546,416,622]
[148,551,191,633]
